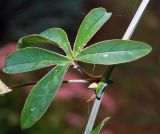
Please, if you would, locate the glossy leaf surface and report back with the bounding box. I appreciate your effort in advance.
[91,117,110,134]
[76,40,152,65]
[3,47,70,73]
[17,28,72,58]
[20,65,69,129]
[73,7,112,56]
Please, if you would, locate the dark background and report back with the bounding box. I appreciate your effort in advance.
[0,0,160,134]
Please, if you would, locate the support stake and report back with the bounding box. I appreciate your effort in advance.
[84,0,150,134]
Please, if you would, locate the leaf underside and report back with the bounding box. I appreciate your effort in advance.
[20,64,69,129]
[76,40,152,65]
[3,47,70,74]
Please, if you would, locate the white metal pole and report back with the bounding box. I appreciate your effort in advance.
[122,0,150,40]
[84,0,150,134]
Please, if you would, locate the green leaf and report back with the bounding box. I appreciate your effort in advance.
[3,47,70,74]
[20,64,69,129]
[76,40,152,65]
[91,117,110,134]
[73,7,112,56]
[17,28,73,58]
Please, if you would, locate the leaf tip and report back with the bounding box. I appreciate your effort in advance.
[2,67,7,73]
[17,38,22,48]
[148,45,152,52]
[20,115,31,130]
[2,67,14,74]
[103,117,111,123]
[141,43,152,57]
[2,66,12,74]
[20,119,27,130]
[107,12,112,17]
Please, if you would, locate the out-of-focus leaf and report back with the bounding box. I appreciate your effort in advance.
[17,28,73,58]
[20,64,69,129]
[76,40,152,65]
[3,47,70,73]
[0,79,12,95]
[73,7,112,56]
[91,117,110,134]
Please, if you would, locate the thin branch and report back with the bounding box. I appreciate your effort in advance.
[76,64,102,80]
[9,79,101,89]
[10,81,37,89]
[72,61,102,80]
[71,61,91,78]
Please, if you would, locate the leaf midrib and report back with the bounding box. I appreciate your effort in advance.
[22,66,67,125]
[78,48,149,57]
[5,59,67,68]
[76,11,107,52]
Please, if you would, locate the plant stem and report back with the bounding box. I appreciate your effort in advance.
[73,62,102,80]
[84,0,150,133]
[10,79,100,89]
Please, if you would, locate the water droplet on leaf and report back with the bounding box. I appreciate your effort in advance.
[104,54,108,57]
[31,107,36,112]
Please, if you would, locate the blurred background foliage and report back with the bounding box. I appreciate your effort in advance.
[0,0,160,134]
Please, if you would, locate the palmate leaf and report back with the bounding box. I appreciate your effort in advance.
[17,28,73,58]
[3,47,70,73]
[73,7,112,56]
[76,40,152,65]
[2,6,153,131]
[20,64,70,129]
[91,117,110,134]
